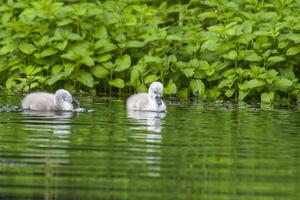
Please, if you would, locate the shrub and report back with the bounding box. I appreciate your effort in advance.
[0,0,300,104]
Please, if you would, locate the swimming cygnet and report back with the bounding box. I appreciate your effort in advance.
[126,81,166,112]
[22,89,78,111]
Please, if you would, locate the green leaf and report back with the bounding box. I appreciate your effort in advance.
[130,69,139,84]
[189,79,205,97]
[77,71,94,88]
[24,65,42,76]
[144,74,159,84]
[114,54,131,72]
[238,90,250,101]
[181,68,195,77]
[91,65,109,79]
[245,79,265,89]
[0,43,17,55]
[93,26,108,39]
[225,89,235,98]
[19,42,36,55]
[223,50,237,60]
[40,47,58,57]
[95,54,112,63]
[201,40,219,52]
[267,56,285,65]
[275,78,293,91]
[164,80,177,95]
[80,56,94,67]
[64,64,75,76]
[95,39,117,52]
[198,60,210,70]
[47,73,65,85]
[261,91,274,104]
[51,65,63,74]
[109,78,125,88]
[286,46,300,56]
[56,40,68,51]
[242,50,262,62]
[125,40,145,48]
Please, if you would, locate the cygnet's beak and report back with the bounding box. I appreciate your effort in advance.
[72,99,80,108]
[155,95,162,105]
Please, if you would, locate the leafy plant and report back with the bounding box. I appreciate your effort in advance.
[0,0,300,105]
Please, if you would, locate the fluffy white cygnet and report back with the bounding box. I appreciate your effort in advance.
[126,81,166,112]
[22,89,76,111]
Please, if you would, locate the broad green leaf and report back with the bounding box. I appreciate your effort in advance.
[261,91,274,104]
[164,80,177,95]
[130,69,139,83]
[114,54,131,72]
[280,66,295,80]
[207,88,221,99]
[19,42,36,55]
[286,46,300,56]
[225,89,235,98]
[267,56,285,65]
[51,65,63,74]
[144,74,159,84]
[223,50,237,60]
[109,78,125,88]
[0,43,17,55]
[95,39,117,52]
[275,77,293,91]
[64,64,75,76]
[178,88,189,99]
[166,34,182,41]
[137,82,147,92]
[201,40,219,52]
[24,65,42,76]
[91,65,109,79]
[80,56,94,67]
[189,79,205,97]
[40,47,58,57]
[93,26,108,39]
[238,90,250,101]
[95,54,112,63]
[181,68,195,77]
[242,50,262,62]
[56,40,68,51]
[198,60,210,70]
[57,19,73,26]
[245,79,265,89]
[77,71,94,88]
[61,51,77,61]
[47,73,65,85]
[125,40,145,48]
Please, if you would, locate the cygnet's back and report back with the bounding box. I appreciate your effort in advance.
[22,92,56,111]
[126,93,151,110]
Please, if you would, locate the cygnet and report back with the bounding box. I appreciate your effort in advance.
[126,81,166,112]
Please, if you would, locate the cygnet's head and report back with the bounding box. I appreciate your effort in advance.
[55,89,73,103]
[148,81,164,105]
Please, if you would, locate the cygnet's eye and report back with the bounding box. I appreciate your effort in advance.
[154,91,157,94]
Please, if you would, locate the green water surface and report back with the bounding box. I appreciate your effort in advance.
[0,95,299,200]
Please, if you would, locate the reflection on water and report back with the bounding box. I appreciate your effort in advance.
[21,110,72,135]
[127,111,166,178]
[127,110,166,133]
[0,96,299,200]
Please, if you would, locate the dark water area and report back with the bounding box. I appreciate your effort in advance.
[0,95,299,200]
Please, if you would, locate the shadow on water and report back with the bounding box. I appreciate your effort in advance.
[0,96,299,199]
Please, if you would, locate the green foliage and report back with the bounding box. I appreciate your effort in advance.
[0,0,300,104]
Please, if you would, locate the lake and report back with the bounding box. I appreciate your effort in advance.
[0,95,299,200]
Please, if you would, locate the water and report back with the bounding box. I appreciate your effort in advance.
[0,95,299,200]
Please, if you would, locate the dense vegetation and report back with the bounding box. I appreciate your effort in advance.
[0,0,300,104]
